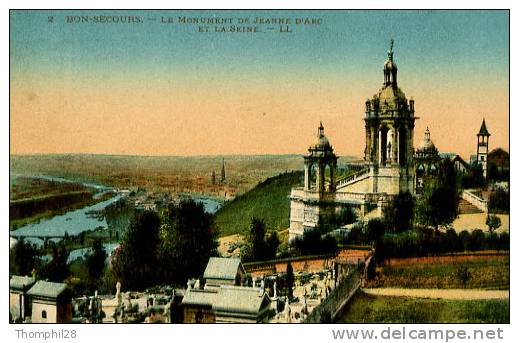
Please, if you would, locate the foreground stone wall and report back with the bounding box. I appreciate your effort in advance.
[304,255,374,323]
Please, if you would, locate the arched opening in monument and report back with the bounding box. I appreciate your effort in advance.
[399,127,407,166]
[324,163,334,191]
[379,126,389,166]
[308,163,317,190]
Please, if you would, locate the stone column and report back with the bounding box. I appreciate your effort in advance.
[392,126,398,164]
[371,125,377,163]
[304,163,309,191]
[378,128,382,165]
[408,125,414,167]
[331,161,336,190]
[365,125,371,161]
[316,163,321,191]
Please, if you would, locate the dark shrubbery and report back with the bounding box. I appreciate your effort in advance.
[375,228,509,262]
[489,188,509,213]
[461,163,486,189]
[291,228,338,256]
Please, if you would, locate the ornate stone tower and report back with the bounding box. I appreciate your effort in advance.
[414,127,441,194]
[363,40,417,194]
[303,122,338,193]
[476,119,490,178]
[289,123,337,241]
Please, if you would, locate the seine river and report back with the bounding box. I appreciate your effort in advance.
[10,175,223,261]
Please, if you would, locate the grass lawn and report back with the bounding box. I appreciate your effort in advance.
[337,291,509,323]
[214,171,303,237]
[368,255,509,290]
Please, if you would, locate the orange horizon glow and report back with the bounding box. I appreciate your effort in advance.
[10,73,509,162]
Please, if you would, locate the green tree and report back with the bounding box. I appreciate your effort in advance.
[461,162,485,189]
[112,210,161,290]
[486,214,502,233]
[159,200,218,284]
[384,191,414,233]
[85,239,107,291]
[365,218,386,243]
[265,231,280,260]
[286,262,294,300]
[489,188,509,213]
[416,159,459,230]
[41,242,70,282]
[469,229,486,251]
[249,217,268,261]
[337,205,357,226]
[10,238,40,276]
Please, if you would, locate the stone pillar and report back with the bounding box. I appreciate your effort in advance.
[378,128,382,165]
[408,125,414,167]
[377,198,386,217]
[396,128,400,165]
[365,125,371,161]
[370,126,376,162]
[304,163,309,191]
[316,163,321,191]
[329,163,335,191]
[320,163,325,192]
[392,126,398,164]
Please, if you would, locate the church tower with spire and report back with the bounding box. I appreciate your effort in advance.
[476,119,490,178]
[220,158,226,183]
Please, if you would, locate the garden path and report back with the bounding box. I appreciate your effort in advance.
[362,288,509,300]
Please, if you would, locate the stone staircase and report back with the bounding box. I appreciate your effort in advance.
[458,198,484,214]
[335,168,369,190]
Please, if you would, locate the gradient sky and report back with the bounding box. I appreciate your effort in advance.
[10,10,509,159]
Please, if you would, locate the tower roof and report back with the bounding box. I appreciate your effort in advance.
[306,122,336,161]
[374,39,409,110]
[418,127,436,151]
[478,119,490,136]
[315,121,331,148]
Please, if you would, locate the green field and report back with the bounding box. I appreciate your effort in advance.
[214,171,303,237]
[368,256,509,290]
[337,291,509,323]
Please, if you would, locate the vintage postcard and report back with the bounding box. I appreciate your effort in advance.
[9,9,509,327]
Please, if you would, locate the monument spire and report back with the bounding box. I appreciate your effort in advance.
[383,38,397,87]
[388,38,394,60]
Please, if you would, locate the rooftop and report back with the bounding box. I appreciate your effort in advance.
[27,280,68,299]
[203,257,244,281]
[478,119,490,136]
[214,286,270,315]
[182,285,270,317]
[10,275,36,291]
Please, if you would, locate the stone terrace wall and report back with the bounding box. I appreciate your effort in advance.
[243,254,336,277]
[304,263,363,323]
[243,248,373,278]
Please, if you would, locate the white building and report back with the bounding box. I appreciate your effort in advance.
[27,281,72,323]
